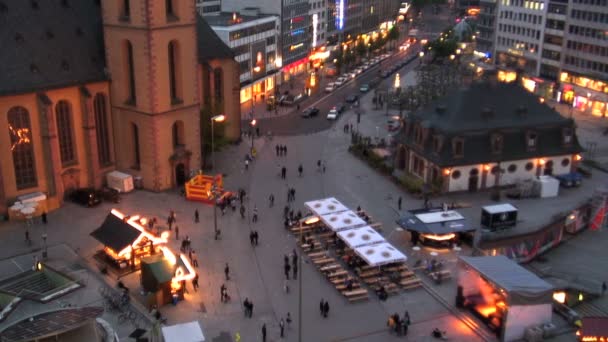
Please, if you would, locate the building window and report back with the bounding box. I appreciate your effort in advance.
[55,100,76,166]
[213,68,223,100]
[470,168,479,176]
[563,128,572,145]
[452,138,464,157]
[491,166,500,175]
[451,170,461,179]
[432,135,442,153]
[168,41,181,104]
[125,40,136,105]
[491,134,503,154]
[411,155,425,178]
[120,0,130,20]
[7,106,37,189]
[131,123,140,169]
[525,161,534,171]
[166,0,176,18]
[526,131,537,149]
[94,93,112,166]
[561,158,570,167]
[172,121,184,147]
[507,164,517,173]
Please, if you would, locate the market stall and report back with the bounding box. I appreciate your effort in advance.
[397,208,474,247]
[140,247,196,307]
[304,197,348,216]
[162,321,205,342]
[353,242,407,267]
[457,256,554,342]
[337,226,385,248]
[320,210,367,232]
[90,209,168,272]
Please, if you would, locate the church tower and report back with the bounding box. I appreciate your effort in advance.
[101,0,201,190]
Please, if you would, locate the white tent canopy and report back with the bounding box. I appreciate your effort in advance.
[162,321,205,342]
[304,197,348,216]
[337,226,385,248]
[320,210,367,232]
[354,242,407,266]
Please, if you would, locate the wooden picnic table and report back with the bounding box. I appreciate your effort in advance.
[327,269,348,278]
[343,288,368,297]
[308,251,328,259]
[359,269,381,278]
[383,264,408,272]
[313,258,335,266]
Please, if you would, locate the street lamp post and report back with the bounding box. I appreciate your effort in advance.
[250,119,257,156]
[210,115,226,170]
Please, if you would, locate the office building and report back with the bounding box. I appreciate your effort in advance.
[196,0,222,16]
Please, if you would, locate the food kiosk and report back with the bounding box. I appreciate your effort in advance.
[397,208,475,247]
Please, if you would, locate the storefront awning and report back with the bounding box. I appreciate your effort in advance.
[90,213,141,252]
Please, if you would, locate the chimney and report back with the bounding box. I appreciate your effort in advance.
[516,105,527,117]
[435,105,447,115]
[481,107,494,119]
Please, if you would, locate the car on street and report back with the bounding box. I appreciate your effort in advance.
[346,72,357,79]
[555,172,583,187]
[354,68,363,75]
[70,188,102,207]
[334,102,346,113]
[327,108,339,120]
[325,82,336,93]
[334,77,347,86]
[345,95,359,103]
[301,107,320,118]
[359,84,370,93]
[101,187,120,203]
[381,70,391,78]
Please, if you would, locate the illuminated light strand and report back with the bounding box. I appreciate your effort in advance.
[8,125,31,151]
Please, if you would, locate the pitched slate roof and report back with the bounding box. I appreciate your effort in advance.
[0,0,107,96]
[197,15,235,62]
[400,81,584,167]
[90,213,141,252]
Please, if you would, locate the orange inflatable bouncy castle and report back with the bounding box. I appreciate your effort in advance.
[185,174,223,204]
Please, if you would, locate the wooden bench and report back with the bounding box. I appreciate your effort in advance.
[330,276,350,285]
[313,258,334,266]
[343,288,368,297]
[359,269,381,278]
[357,265,376,272]
[363,276,389,285]
[347,293,369,302]
[400,278,422,290]
[383,264,408,273]
[336,282,361,292]
[397,271,415,279]
[291,225,315,234]
[308,251,328,259]
[326,270,348,278]
[320,263,342,273]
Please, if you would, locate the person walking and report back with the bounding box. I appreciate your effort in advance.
[398,196,402,210]
[243,298,250,317]
[249,300,254,317]
[279,319,285,338]
[276,145,280,156]
[240,205,246,219]
[298,164,303,177]
[281,166,287,179]
[192,250,199,267]
[41,211,48,224]
[286,312,292,329]
[220,284,226,302]
[322,161,326,173]
[293,261,298,279]
[269,194,275,207]
[291,250,298,268]
[192,273,199,292]
[249,231,255,246]
[283,205,290,219]
[284,145,288,156]
[194,209,199,223]
[253,231,259,246]
[175,226,179,240]
[284,254,289,267]
[245,159,249,170]
[317,160,321,172]
[252,205,258,223]
[323,300,330,318]
[25,230,30,245]
[319,299,326,316]
[291,188,296,201]
[262,323,267,342]
[284,263,291,280]
[603,281,607,296]
[224,263,230,280]
[284,279,290,293]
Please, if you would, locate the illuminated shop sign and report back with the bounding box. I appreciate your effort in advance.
[291,29,305,36]
[290,43,304,51]
[336,0,344,30]
[291,16,305,23]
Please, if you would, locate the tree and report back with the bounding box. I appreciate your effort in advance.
[387,26,400,50]
[334,51,344,74]
[200,102,226,169]
[356,40,367,60]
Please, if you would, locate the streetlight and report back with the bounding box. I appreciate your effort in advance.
[250,119,257,157]
[210,115,225,170]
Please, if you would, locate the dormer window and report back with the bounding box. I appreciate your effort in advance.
[526,131,537,150]
[452,137,464,158]
[563,127,572,145]
[491,133,503,154]
[432,135,443,153]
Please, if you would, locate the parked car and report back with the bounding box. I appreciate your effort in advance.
[334,77,347,87]
[70,188,102,207]
[359,84,370,93]
[301,107,320,118]
[327,108,339,120]
[101,187,120,204]
[325,82,336,93]
[334,102,346,113]
[346,95,359,103]
[555,172,583,188]
[354,68,363,75]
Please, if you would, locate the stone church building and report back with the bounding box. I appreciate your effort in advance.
[0,0,241,213]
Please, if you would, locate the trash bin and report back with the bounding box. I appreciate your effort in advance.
[542,323,557,338]
[134,176,143,189]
